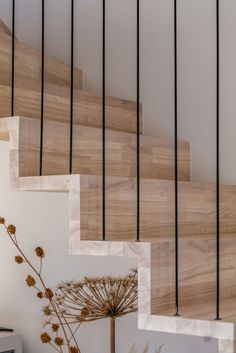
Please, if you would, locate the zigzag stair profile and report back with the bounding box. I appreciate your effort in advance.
[79,175,236,322]
[0,117,235,353]
[0,20,235,353]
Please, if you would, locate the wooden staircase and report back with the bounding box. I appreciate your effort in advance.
[0,20,235,353]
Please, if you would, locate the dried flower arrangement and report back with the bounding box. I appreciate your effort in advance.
[0,218,162,353]
[0,218,81,353]
[46,271,138,353]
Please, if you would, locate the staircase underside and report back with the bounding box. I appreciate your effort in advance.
[0,115,235,353]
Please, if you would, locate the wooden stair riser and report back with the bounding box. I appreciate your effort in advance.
[78,176,236,241]
[0,28,143,134]
[18,117,190,180]
[0,31,83,90]
[0,85,143,136]
[151,234,236,323]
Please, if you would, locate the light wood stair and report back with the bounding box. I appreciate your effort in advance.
[0,20,83,90]
[0,20,235,353]
[0,24,143,134]
[78,177,236,242]
[14,117,190,180]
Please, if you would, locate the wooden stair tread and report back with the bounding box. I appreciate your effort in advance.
[9,116,189,181]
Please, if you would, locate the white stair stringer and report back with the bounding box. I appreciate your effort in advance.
[0,116,235,353]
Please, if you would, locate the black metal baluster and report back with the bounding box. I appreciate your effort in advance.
[69,0,74,174]
[102,0,106,241]
[39,0,45,176]
[216,0,221,321]
[136,0,140,242]
[174,0,180,317]
[11,0,15,116]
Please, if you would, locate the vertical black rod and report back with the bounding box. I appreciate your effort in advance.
[216,0,221,321]
[39,0,45,176]
[11,0,15,116]
[102,0,106,241]
[136,0,140,242]
[174,0,179,317]
[69,0,74,174]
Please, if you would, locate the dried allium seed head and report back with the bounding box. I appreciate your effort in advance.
[55,270,138,324]
[35,247,45,258]
[0,217,5,224]
[55,337,64,346]
[37,292,44,299]
[26,275,36,287]
[45,288,54,299]
[51,324,60,332]
[15,256,24,264]
[70,347,80,353]
[40,332,52,344]
[7,224,16,234]
[43,306,52,316]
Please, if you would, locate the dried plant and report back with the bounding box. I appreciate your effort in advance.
[46,271,138,353]
[0,218,81,353]
[1,218,154,353]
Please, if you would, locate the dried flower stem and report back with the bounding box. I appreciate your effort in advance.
[110,317,115,353]
[1,221,81,353]
[4,224,71,346]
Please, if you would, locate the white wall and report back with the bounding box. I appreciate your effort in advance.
[0,141,217,353]
[0,0,234,352]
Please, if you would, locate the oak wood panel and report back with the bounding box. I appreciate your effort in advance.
[0,29,83,90]
[0,85,143,134]
[151,233,236,323]
[0,25,143,134]
[17,117,189,180]
[79,176,236,241]
[0,85,143,135]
